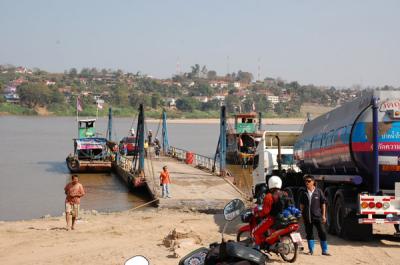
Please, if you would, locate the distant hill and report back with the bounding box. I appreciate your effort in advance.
[300,103,334,119]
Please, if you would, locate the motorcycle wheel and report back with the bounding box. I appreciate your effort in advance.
[279,236,298,263]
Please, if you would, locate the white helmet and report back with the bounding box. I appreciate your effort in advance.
[268,176,282,189]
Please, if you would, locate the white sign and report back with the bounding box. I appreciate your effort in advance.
[396,182,400,199]
[378,156,398,165]
[380,100,400,111]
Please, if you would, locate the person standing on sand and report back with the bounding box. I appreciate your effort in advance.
[160,166,171,198]
[64,175,85,231]
[299,175,331,256]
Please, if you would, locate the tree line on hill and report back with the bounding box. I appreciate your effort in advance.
[1,64,397,117]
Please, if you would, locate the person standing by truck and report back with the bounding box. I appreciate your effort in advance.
[299,175,331,256]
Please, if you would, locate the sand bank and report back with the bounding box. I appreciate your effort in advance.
[1,208,399,265]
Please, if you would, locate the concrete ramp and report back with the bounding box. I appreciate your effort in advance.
[144,156,243,211]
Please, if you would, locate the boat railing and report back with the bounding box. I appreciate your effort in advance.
[168,146,220,174]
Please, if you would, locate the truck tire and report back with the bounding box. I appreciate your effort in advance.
[333,191,372,240]
[324,187,337,235]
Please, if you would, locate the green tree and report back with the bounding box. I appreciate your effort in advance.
[225,95,240,113]
[151,93,161,109]
[18,83,51,108]
[49,87,65,104]
[111,85,129,106]
[237,71,253,83]
[200,99,220,111]
[207,70,217,80]
[189,64,200,79]
[176,97,199,112]
[69,68,78,77]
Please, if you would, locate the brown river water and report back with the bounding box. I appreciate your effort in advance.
[0,116,301,221]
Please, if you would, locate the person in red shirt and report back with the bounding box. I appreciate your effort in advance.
[64,175,85,231]
[252,176,285,246]
[160,165,171,198]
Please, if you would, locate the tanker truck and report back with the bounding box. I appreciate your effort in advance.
[252,90,400,240]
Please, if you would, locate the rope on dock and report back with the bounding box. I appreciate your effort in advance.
[222,175,252,201]
[130,198,159,211]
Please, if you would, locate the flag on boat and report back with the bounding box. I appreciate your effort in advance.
[77,97,83,112]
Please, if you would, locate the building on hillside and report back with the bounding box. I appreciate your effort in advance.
[212,95,225,101]
[58,87,72,95]
[11,77,27,87]
[193,96,209,103]
[279,95,291,103]
[45,80,56,86]
[4,93,20,103]
[267,95,280,104]
[209,80,229,89]
[15,67,27,74]
[3,86,17,94]
[165,98,176,109]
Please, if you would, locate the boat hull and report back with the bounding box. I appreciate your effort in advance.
[66,158,112,173]
[113,161,146,190]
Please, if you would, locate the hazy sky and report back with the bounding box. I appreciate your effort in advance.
[1,0,399,87]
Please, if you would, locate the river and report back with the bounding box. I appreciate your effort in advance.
[0,116,302,221]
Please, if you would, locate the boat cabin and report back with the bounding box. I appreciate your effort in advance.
[78,119,96,138]
[73,138,108,160]
[234,113,257,134]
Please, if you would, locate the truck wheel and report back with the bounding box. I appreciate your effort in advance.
[333,194,346,237]
[334,192,372,240]
[324,187,336,235]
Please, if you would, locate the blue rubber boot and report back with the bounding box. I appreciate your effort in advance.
[307,240,315,255]
[321,241,331,256]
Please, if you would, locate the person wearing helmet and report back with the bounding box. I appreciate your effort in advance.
[252,176,289,246]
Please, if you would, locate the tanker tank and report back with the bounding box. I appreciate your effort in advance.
[294,90,400,190]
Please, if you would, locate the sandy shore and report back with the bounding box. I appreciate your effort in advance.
[1,208,399,265]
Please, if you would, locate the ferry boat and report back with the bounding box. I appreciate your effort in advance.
[66,119,112,173]
[226,113,263,165]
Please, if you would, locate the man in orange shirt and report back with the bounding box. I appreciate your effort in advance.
[160,165,171,198]
[64,175,85,231]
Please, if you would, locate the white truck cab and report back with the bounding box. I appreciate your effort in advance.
[252,130,301,194]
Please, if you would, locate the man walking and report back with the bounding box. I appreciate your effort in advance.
[160,166,171,198]
[64,175,85,231]
[299,175,331,256]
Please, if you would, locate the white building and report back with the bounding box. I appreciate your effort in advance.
[267,95,280,104]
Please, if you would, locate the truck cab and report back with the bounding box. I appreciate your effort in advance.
[252,130,301,194]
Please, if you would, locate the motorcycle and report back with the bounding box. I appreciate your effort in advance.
[179,199,267,265]
[236,207,302,263]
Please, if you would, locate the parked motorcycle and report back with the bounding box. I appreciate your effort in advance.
[236,207,302,263]
[179,199,267,265]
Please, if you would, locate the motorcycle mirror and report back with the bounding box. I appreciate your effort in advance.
[125,255,149,265]
[223,199,245,221]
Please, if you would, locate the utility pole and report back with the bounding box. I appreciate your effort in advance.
[219,106,227,176]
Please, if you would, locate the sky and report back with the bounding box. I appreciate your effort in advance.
[0,0,399,87]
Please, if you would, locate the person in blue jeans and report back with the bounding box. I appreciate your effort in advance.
[299,175,331,256]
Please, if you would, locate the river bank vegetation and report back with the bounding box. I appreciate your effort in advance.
[1,64,395,118]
